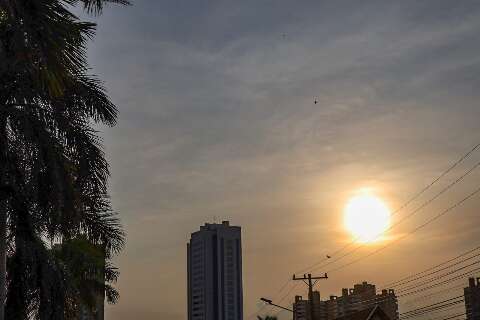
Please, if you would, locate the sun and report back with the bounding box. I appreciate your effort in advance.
[344,193,391,243]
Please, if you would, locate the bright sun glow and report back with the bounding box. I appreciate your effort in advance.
[344,193,391,243]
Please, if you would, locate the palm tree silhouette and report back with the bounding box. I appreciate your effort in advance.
[52,236,121,318]
[0,0,129,318]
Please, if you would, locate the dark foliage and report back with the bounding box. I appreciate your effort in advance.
[0,0,128,318]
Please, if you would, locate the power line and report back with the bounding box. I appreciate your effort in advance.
[310,158,480,275]
[395,261,480,292]
[397,269,480,297]
[421,311,470,320]
[292,273,329,320]
[274,245,479,313]
[400,303,465,320]
[277,271,472,317]
[326,184,480,274]
[401,302,465,319]
[400,298,465,320]
[404,310,469,320]
[264,273,470,318]
[259,271,475,320]
[266,277,293,306]
[400,295,464,316]
[395,265,480,295]
[341,283,462,312]
[257,143,480,315]
[424,312,473,320]
[276,280,301,306]
[321,159,480,274]
[400,283,467,306]
[401,301,466,319]
[296,143,480,275]
[273,279,469,320]
[257,276,295,315]
[268,219,479,319]
[382,246,480,288]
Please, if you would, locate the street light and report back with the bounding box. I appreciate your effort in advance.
[260,297,293,313]
[260,298,273,304]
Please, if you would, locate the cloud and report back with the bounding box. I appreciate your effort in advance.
[80,1,480,319]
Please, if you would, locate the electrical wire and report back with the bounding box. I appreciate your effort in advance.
[400,283,466,306]
[395,260,480,292]
[255,143,480,316]
[382,246,480,288]
[297,143,480,275]
[327,184,480,274]
[397,270,480,297]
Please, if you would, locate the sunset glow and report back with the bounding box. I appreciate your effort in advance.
[344,193,391,243]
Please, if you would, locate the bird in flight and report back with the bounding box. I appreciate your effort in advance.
[326,255,331,259]
[314,99,318,104]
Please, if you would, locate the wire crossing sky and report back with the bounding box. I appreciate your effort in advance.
[79,1,480,319]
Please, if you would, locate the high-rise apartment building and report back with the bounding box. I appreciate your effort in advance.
[465,278,480,320]
[187,221,243,320]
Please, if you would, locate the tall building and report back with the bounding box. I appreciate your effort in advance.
[293,282,398,320]
[187,221,243,320]
[465,278,480,320]
[294,295,311,320]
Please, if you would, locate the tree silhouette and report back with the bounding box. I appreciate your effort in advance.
[51,236,120,319]
[257,316,278,320]
[0,0,129,319]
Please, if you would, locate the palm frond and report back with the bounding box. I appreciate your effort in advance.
[65,0,131,15]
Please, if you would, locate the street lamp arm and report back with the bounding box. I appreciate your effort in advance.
[260,297,293,313]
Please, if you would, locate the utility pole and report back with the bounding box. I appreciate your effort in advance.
[292,273,328,320]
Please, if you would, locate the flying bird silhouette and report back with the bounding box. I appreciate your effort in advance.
[326,255,331,259]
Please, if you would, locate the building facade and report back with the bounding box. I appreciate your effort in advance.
[293,291,328,320]
[187,221,243,320]
[465,278,480,320]
[294,295,310,320]
[293,282,398,320]
[325,282,398,320]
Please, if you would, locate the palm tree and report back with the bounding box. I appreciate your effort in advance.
[51,236,120,319]
[0,0,129,318]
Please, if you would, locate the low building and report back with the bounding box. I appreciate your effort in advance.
[465,277,480,320]
[325,282,398,320]
[293,290,328,320]
[292,282,398,320]
[312,291,328,320]
[294,295,310,320]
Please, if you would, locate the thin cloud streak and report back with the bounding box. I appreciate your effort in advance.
[79,1,480,319]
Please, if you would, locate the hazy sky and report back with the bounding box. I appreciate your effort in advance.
[81,1,480,319]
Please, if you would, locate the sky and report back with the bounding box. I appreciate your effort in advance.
[79,1,480,319]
